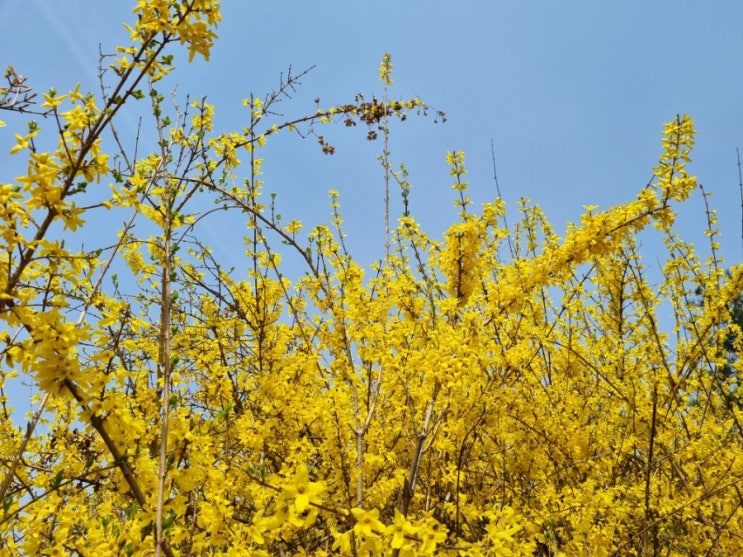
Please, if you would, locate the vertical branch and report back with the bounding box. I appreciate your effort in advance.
[400,381,439,516]
[644,383,659,555]
[153,80,174,557]
[379,54,393,267]
[352,384,364,507]
[737,147,743,258]
[155,232,172,557]
[352,364,384,507]
[247,94,267,372]
[382,97,390,266]
[491,139,515,258]
[391,383,440,557]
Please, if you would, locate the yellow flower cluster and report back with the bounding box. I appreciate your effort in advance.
[3,2,742,555]
[379,52,393,86]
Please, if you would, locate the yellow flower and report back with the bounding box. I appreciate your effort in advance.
[41,90,67,109]
[9,133,31,155]
[279,464,325,513]
[285,219,303,235]
[332,530,353,554]
[418,525,447,554]
[385,509,417,549]
[351,507,384,537]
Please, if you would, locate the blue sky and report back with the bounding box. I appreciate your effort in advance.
[2,1,742,273]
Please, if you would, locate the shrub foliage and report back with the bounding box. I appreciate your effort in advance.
[0,2,742,555]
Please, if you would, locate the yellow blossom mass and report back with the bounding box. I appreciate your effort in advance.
[0,3,740,557]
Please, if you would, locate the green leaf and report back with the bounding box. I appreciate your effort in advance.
[125,501,140,520]
[162,510,176,532]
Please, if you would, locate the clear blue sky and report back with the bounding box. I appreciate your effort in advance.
[3,1,742,270]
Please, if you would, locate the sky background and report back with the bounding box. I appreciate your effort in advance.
[1,2,742,411]
[2,1,742,266]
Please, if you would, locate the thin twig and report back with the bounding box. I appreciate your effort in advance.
[736,148,743,258]
[491,138,515,258]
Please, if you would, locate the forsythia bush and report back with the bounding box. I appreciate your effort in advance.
[1,2,742,556]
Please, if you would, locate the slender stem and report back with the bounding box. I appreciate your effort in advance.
[154,81,174,557]
[736,147,743,258]
[644,383,659,555]
[382,87,390,266]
